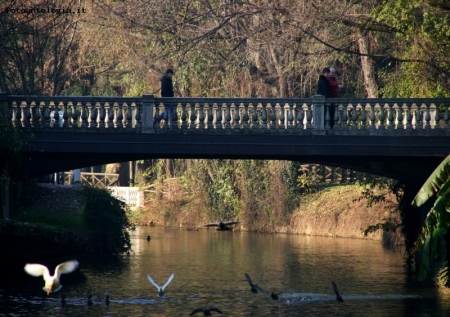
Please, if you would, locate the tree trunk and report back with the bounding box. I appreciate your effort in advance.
[357,29,378,97]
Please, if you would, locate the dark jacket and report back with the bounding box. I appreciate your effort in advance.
[317,75,330,97]
[161,75,174,97]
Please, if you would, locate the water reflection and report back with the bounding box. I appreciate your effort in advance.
[1,227,449,316]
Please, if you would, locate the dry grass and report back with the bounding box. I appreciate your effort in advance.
[289,185,403,245]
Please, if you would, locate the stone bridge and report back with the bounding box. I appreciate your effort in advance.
[1,94,450,185]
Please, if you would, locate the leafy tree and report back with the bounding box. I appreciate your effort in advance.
[412,155,450,284]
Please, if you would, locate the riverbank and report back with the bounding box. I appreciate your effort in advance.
[6,183,403,251]
[141,183,403,245]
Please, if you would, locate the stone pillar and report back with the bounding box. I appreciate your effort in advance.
[142,94,155,133]
[312,94,325,129]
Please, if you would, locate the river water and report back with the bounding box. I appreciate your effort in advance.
[1,226,449,316]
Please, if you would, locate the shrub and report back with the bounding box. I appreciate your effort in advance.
[82,186,135,257]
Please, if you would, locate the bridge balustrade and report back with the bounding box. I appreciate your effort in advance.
[2,94,449,134]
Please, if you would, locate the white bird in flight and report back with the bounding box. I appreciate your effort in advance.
[147,273,175,298]
[24,260,79,295]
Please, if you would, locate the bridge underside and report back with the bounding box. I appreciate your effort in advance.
[14,131,450,186]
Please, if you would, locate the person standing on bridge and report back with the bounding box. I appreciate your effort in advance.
[316,67,331,97]
[327,67,343,98]
[316,67,334,128]
[156,68,175,128]
[326,67,343,128]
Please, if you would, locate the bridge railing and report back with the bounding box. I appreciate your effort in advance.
[2,94,449,134]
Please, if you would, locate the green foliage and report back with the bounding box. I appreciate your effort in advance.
[412,155,450,282]
[375,0,450,97]
[82,186,135,257]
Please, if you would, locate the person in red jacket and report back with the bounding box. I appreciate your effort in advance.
[327,67,343,98]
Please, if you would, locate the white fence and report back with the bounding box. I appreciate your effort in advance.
[107,186,142,208]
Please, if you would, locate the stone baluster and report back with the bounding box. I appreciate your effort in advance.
[306,104,313,129]
[179,102,187,129]
[342,104,349,129]
[104,102,110,128]
[135,101,142,129]
[405,103,412,130]
[116,103,124,128]
[37,101,45,128]
[333,104,339,128]
[15,102,22,127]
[98,102,106,129]
[350,105,357,129]
[71,102,79,128]
[21,102,30,128]
[126,103,132,129]
[207,104,213,129]
[225,103,232,129]
[270,104,277,129]
[397,105,403,129]
[369,103,376,130]
[360,104,367,130]
[443,105,449,129]
[287,104,294,130]
[53,103,60,128]
[108,103,115,129]
[324,103,330,129]
[216,103,223,129]
[29,102,37,128]
[387,104,394,129]
[242,102,250,129]
[415,105,422,129]
[80,102,88,128]
[89,103,97,128]
[43,102,51,128]
[62,101,69,128]
[10,102,17,127]
[279,103,286,130]
[189,103,197,129]
[198,103,205,129]
[261,103,267,129]
[424,103,431,129]
[378,104,385,130]
[434,103,440,129]
[233,103,241,128]
[296,104,304,129]
[250,104,258,129]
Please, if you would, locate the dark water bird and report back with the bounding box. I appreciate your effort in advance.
[147,273,175,298]
[332,281,344,302]
[254,284,283,300]
[203,221,240,231]
[60,294,66,307]
[87,294,93,306]
[24,260,79,295]
[105,295,110,306]
[244,273,264,293]
[146,235,151,241]
[190,307,223,316]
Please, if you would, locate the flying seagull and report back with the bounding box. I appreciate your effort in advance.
[147,273,175,298]
[24,260,79,295]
